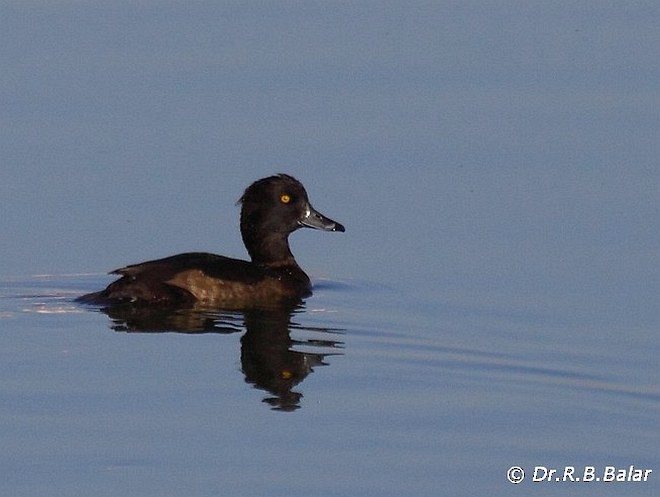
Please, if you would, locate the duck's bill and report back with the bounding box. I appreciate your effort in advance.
[299,203,345,232]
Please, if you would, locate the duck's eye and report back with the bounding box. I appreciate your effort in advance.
[280,194,291,204]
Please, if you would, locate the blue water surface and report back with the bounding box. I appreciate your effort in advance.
[1,2,658,496]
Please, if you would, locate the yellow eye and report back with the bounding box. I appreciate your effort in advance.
[280,194,291,204]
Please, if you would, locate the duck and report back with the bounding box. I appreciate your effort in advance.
[77,174,345,308]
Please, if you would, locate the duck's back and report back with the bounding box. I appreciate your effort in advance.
[77,252,311,307]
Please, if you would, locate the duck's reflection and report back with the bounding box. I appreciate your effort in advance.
[98,302,343,411]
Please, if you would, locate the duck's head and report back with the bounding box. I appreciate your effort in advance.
[238,174,345,264]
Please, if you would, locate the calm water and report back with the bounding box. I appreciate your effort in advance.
[2,2,658,496]
[1,273,657,497]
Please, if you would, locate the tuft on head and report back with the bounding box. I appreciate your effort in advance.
[237,174,303,206]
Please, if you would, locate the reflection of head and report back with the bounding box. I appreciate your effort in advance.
[241,308,337,411]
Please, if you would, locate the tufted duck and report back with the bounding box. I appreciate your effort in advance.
[77,174,344,308]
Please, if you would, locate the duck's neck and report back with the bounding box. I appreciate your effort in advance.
[243,229,297,267]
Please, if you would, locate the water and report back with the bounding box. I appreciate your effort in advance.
[0,273,657,496]
[1,2,658,496]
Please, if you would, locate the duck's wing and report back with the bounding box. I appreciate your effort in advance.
[113,252,267,283]
[78,252,269,305]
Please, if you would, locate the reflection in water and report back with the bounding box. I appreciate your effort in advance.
[97,302,344,411]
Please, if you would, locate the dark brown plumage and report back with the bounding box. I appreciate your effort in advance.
[77,174,344,308]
